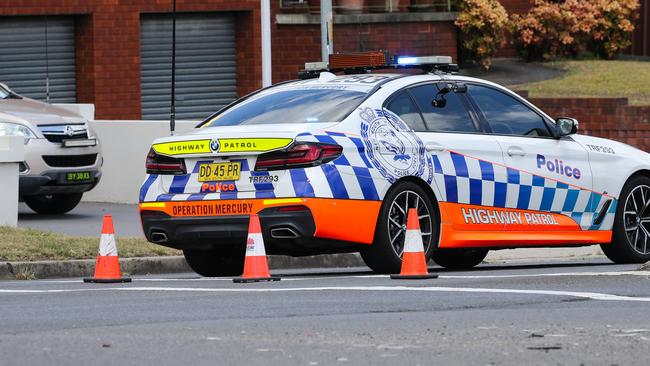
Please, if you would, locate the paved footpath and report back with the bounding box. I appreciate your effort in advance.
[1,260,649,365]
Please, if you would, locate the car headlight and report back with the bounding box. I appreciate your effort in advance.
[0,122,37,144]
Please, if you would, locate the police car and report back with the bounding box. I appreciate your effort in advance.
[139,55,650,276]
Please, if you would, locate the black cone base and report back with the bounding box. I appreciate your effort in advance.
[83,277,132,283]
[390,273,438,280]
[233,276,281,283]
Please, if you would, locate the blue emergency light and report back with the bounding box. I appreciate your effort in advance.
[394,55,453,66]
[396,56,418,65]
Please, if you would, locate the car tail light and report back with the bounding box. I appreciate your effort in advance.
[146,148,186,175]
[254,142,343,171]
[277,205,309,212]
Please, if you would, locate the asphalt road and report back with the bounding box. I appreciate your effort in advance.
[1,260,649,365]
[18,202,143,237]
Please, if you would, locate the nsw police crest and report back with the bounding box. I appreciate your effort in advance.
[359,108,432,184]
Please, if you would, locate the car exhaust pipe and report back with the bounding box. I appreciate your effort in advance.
[270,227,299,239]
[150,231,168,243]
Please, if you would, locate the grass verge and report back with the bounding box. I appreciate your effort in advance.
[0,226,179,262]
[512,60,650,105]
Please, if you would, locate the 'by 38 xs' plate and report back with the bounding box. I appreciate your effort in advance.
[198,162,241,182]
[65,171,93,183]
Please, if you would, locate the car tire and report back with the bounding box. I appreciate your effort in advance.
[183,246,245,277]
[430,249,488,270]
[601,175,650,264]
[23,193,83,215]
[361,181,439,274]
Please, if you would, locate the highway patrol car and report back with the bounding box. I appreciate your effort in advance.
[139,56,650,276]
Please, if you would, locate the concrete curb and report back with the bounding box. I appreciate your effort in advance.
[0,253,365,280]
[638,261,650,271]
[0,251,623,280]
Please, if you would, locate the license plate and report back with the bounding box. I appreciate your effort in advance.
[198,162,241,182]
[65,171,93,182]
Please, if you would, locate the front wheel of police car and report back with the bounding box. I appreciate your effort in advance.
[602,175,650,263]
[430,249,489,270]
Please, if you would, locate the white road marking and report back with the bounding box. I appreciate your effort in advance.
[439,270,650,279]
[29,270,650,284]
[1,285,650,302]
[37,275,389,284]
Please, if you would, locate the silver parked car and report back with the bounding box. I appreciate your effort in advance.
[0,83,102,214]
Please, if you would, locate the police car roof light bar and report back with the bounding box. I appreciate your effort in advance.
[298,53,458,79]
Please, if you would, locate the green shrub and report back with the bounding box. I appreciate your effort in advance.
[511,0,579,61]
[589,0,640,59]
[511,0,640,61]
[455,0,509,69]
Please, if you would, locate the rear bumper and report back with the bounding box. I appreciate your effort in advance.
[139,197,382,255]
[19,170,102,196]
[141,206,323,253]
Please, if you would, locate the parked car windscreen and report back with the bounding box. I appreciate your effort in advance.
[0,87,9,99]
[203,88,367,126]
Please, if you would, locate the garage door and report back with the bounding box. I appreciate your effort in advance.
[141,13,237,120]
[0,16,76,103]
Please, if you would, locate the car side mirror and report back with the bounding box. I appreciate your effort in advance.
[556,117,578,137]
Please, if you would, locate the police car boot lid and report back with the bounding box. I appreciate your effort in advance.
[151,123,338,158]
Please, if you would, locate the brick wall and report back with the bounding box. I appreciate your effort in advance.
[272,20,458,83]
[499,0,534,15]
[496,0,534,58]
[629,0,649,56]
[0,1,459,119]
[0,0,259,120]
[527,96,650,152]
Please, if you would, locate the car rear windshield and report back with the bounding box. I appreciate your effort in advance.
[203,88,366,126]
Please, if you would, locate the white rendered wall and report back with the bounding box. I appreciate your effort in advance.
[53,103,95,121]
[0,136,24,226]
[82,120,197,204]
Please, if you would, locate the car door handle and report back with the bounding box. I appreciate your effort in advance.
[425,143,445,152]
[507,146,526,157]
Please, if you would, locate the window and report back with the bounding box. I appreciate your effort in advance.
[409,84,476,133]
[468,84,551,137]
[384,91,426,131]
[203,88,366,126]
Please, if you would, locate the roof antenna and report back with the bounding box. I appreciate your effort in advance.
[44,15,50,103]
[169,0,177,136]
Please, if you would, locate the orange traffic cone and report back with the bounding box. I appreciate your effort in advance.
[83,215,131,283]
[233,214,280,283]
[390,208,438,280]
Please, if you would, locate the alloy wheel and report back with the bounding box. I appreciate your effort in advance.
[386,190,433,257]
[623,184,650,255]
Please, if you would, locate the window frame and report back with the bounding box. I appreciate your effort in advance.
[382,89,429,132]
[382,81,482,134]
[463,82,559,139]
